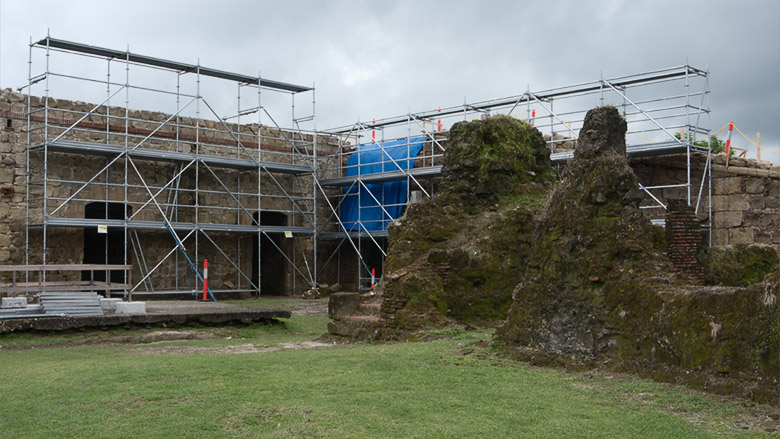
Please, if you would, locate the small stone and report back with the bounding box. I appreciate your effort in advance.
[2,297,27,308]
[115,301,146,315]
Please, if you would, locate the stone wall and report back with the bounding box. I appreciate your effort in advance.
[498,107,779,404]
[0,89,341,295]
[631,153,780,247]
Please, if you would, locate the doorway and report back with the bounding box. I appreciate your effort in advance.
[252,211,287,295]
[361,237,387,282]
[82,202,131,284]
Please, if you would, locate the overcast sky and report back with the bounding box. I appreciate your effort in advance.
[1,0,778,161]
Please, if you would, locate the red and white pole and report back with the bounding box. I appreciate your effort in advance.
[724,121,734,155]
[530,109,536,127]
[437,107,442,132]
[725,121,734,168]
[202,259,208,301]
[371,118,376,144]
[371,268,376,287]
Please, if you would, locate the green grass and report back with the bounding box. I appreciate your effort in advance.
[1,317,777,438]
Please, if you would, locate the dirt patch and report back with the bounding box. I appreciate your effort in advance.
[283,299,329,316]
[661,398,780,433]
[140,330,221,343]
[133,340,333,355]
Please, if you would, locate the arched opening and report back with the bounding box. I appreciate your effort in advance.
[252,211,288,295]
[82,202,131,284]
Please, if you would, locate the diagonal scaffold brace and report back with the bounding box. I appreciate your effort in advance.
[165,223,217,302]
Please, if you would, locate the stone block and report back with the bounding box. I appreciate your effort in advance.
[728,228,754,245]
[712,176,742,195]
[744,179,765,194]
[0,167,13,184]
[749,195,765,210]
[711,229,729,246]
[328,292,360,320]
[99,298,123,311]
[713,211,742,228]
[754,231,773,244]
[727,194,750,211]
[115,301,147,315]
[2,297,27,308]
[710,195,729,211]
[768,181,779,196]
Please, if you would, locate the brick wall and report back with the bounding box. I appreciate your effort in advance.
[666,201,705,283]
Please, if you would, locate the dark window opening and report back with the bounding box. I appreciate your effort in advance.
[252,211,287,295]
[82,202,131,284]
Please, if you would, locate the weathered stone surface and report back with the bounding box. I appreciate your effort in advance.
[0,302,291,333]
[497,107,779,404]
[712,229,729,246]
[702,245,779,287]
[99,298,123,311]
[328,292,360,319]
[729,228,755,245]
[713,211,743,228]
[713,176,743,195]
[371,115,553,337]
[710,195,729,211]
[2,297,27,308]
[115,301,147,315]
[744,179,765,194]
[727,194,751,211]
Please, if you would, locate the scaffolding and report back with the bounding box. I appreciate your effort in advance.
[24,35,320,298]
[18,36,712,295]
[317,64,712,290]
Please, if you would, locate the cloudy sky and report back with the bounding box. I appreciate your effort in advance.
[1,0,778,161]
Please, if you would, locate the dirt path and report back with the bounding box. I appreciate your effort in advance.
[133,340,333,355]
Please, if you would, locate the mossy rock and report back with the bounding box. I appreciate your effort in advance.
[701,245,779,287]
[378,115,553,337]
[442,115,552,211]
[496,106,780,404]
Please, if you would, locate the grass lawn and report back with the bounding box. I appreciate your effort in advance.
[1,310,777,438]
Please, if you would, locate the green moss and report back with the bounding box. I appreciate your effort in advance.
[442,115,553,211]
[496,107,780,403]
[379,115,553,335]
[702,245,779,287]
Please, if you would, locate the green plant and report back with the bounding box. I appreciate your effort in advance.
[675,132,727,154]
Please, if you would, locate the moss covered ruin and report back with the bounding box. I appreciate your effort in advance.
[331,107,779,403]
[378,115,553,331]
[495,107,779,403]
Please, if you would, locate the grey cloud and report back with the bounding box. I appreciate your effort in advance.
[0,0,777,160]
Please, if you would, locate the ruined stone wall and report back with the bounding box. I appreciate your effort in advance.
[497,107,779,404]
[0,89,340,294]
[631,153,780,247]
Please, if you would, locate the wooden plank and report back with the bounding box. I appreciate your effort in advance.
[0,264,132,272]
[0,283,132,293]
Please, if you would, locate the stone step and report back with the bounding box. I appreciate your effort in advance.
[359,293,380,303]
[327,315,384,339]
[341,315,383,326]
[359,303,381,317]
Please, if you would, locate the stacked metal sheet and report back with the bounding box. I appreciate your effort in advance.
[0,304,49,319]
[39,292,105,317]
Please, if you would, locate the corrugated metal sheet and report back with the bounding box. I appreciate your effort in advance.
[39,292,105,317]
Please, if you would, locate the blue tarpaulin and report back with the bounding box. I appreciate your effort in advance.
[341,136,425,231]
